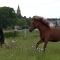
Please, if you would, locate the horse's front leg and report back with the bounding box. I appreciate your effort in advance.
[36,40,43,49]
[43,32,49,52]
[43,40,48,52]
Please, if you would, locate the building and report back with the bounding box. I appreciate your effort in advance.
[17,5,21,18]
[47,18,60,27]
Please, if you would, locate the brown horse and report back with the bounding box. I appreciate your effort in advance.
[29,16,60,51]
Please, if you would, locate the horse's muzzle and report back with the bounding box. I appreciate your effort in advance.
[29,29,32,32]
[29,27,33,32]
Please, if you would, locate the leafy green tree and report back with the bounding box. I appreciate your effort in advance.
[0,6,32,29]
[0,7,18,29]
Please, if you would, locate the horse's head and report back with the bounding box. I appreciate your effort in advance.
[29,16,43,32]
[29,19,36,32]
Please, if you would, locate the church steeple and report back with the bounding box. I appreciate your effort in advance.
[17,5,21,18]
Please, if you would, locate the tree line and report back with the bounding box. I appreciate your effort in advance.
[0,6,32,29]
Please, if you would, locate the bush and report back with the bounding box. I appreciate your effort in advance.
[4,31,19,38]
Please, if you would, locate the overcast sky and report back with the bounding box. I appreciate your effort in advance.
[0,0,60,18]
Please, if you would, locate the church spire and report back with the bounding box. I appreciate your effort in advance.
[17,5,21,18]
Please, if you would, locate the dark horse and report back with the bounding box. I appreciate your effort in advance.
[29,16,60,51]
[0,27,5,47]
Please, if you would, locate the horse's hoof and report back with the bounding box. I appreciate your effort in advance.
[32,46,34,48]
[40,48,44,51]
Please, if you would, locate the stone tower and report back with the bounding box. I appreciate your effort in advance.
[17,5,21,18]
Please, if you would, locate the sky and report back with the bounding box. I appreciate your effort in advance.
[0,0,60,18]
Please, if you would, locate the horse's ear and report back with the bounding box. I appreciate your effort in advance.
[33,16,40,20]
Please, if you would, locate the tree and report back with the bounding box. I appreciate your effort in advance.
[0,7,18,29]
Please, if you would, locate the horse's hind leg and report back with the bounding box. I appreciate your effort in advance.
[36,40,43,49]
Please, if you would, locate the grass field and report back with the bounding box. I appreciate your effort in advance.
[0,29,60,60]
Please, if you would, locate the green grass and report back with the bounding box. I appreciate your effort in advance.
[0,30,60,60]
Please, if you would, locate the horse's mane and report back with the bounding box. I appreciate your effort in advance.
[33,16,50,28]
